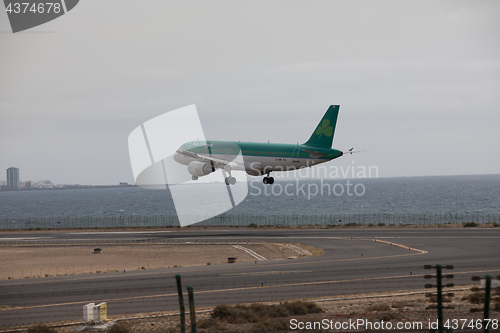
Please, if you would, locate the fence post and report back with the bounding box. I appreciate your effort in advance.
[188,285,196,333]
[436,264,443,332]
[484,275,491,333]
[424,264,454,333]
[176,274,186,333]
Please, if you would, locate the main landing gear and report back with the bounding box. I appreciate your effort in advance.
[223,165,237,185]
[263,173,274,185]
[225,176,236,185]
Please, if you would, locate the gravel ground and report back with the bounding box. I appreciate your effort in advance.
[0,243,303,280]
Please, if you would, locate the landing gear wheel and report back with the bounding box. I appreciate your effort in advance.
[263,173,274,185]
[192,176,198,181]
[225,177,237,185]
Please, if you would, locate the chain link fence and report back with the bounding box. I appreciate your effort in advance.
[1,212,499,229]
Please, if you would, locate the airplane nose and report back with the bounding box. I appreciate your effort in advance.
[173,151,181,163]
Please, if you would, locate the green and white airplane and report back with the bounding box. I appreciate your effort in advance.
[174,105,348,185]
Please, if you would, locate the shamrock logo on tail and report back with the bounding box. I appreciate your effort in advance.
[315,119,333,139]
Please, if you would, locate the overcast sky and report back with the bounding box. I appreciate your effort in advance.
[1,1,499,185]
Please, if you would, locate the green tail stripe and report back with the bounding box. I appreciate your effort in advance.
[303,105,340,148]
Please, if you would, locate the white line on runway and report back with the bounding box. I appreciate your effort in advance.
[223,270,311,276]
[233,245,267,261]
[68,231,172,234]
[366,236,500,239]
[280,235,500,239]
[0,237,50,240]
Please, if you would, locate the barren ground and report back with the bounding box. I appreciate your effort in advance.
[0,243,313,280]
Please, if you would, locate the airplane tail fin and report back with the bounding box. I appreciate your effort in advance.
[303,105,340,148]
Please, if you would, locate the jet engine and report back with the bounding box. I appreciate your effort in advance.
[246,169,261,176]
[188,161,213,177]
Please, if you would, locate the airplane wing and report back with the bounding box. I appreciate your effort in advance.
[176,149,245,170]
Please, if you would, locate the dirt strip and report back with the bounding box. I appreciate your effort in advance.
[0,243,311,280]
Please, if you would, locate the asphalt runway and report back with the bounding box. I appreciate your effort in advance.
[1,228,499,327]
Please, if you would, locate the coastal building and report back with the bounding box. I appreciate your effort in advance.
[35,180,54,188]
[6,167,20,190]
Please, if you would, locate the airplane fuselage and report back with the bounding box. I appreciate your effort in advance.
[173,105,345,184]
[174,140,343,176]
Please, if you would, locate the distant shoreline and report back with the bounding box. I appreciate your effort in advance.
[0,184,138,192]
[2,173,500,192]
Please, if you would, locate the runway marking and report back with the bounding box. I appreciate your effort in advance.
[68,232,173,234]
[364,236,500,239]
[371,238,427,254]
[2,268,499,313]
[281,236,500,239]
[222,270,312,276]
[320,237,428,255]
[0,237,50,241]
[232,245,267,261]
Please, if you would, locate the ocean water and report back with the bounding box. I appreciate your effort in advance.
[0,174,499,219]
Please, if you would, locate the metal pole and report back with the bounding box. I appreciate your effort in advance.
[176,274,186,333]
[484,275,491,333]
[436,264,443,333]
[188,285,196,333]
